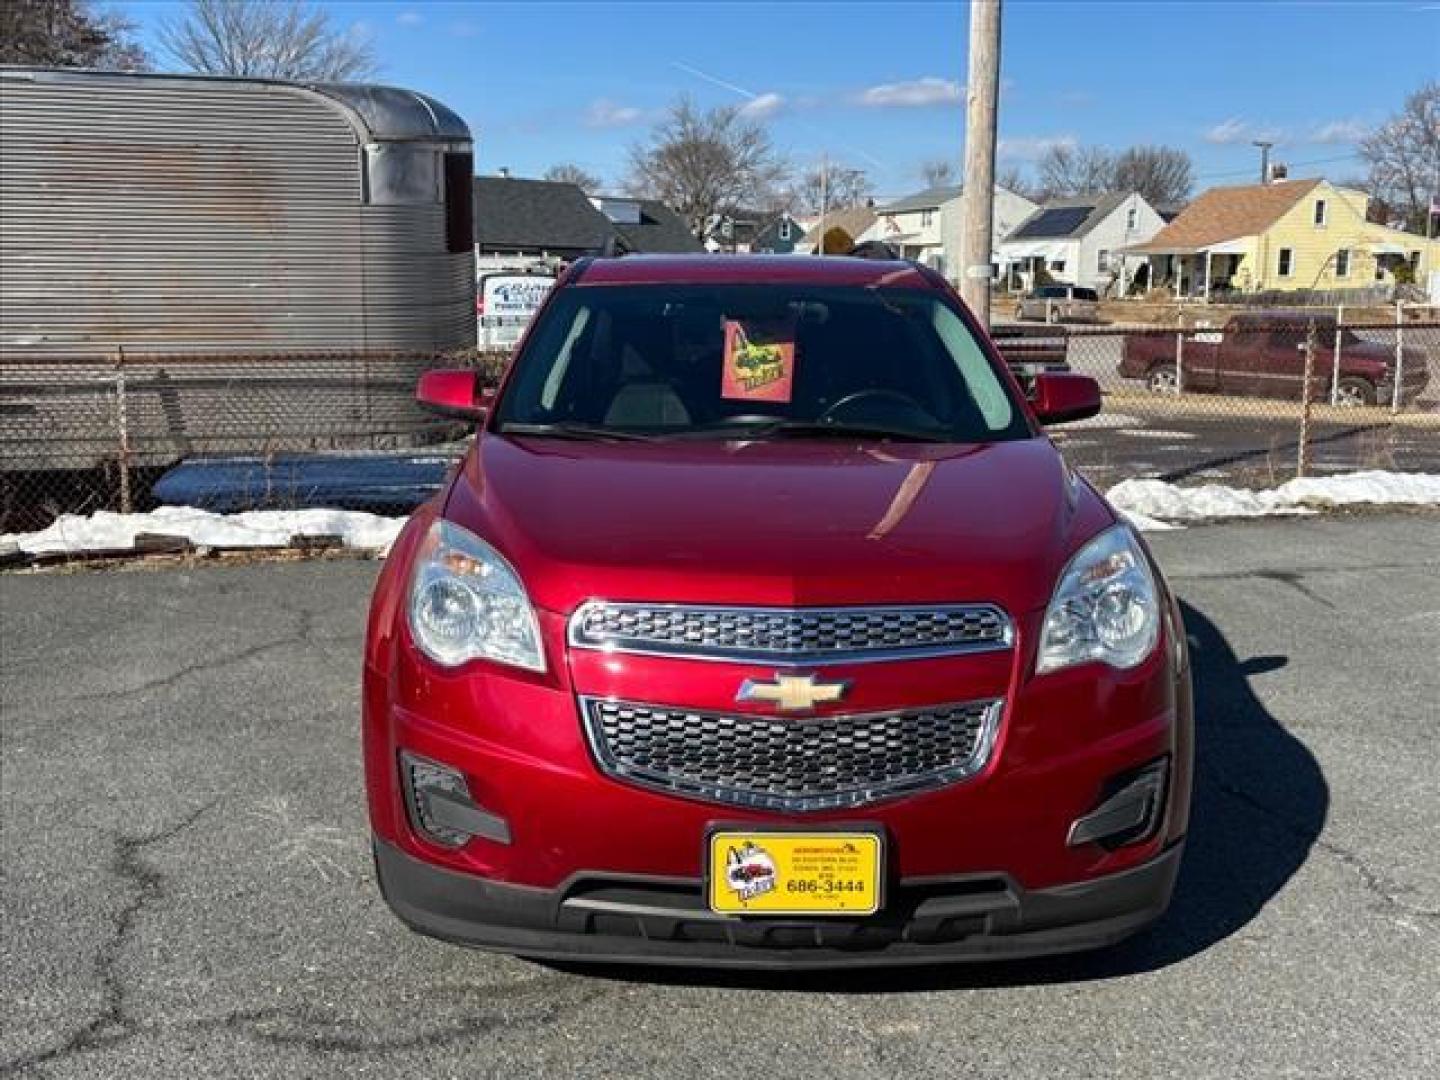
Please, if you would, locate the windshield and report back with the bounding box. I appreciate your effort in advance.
[494,284,1028,443]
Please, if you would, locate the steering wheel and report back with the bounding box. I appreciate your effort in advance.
[818,388,928,423]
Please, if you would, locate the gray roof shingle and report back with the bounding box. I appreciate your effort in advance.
[614,200,705,253]
[879,184,963,213]
[472,177,615,253]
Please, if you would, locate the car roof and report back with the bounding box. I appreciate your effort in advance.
[573,254,938,290]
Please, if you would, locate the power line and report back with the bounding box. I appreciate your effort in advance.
[1197,152,1360,182]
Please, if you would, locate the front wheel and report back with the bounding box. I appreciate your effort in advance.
[1334,376,1376,408]
[1146,363,1180,395]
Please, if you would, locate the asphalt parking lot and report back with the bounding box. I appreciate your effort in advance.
[3,515,1438,1079]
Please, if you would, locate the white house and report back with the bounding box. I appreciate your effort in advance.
[999,193,1165,294]
[862,184,1038,280]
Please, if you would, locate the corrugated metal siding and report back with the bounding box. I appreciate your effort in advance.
[0,76,474,354]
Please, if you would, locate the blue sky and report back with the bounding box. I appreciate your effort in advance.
[123,1,1440,199]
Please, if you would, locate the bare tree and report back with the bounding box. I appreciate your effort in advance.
[921,159,957,187]
[996,164,1034,200]
[790,164,872,215]
[0,0,147,69]
[1035,144,1116,199]
[1359,81,1439,235]
[1111,145,1193,206]
[159,0,376,81]
[542,163,602,192]
[626,97,787,237]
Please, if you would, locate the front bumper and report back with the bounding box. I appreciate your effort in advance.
[375,835,1182,968]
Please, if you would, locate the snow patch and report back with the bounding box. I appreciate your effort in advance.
[1,506,407,558]
[1109,471,1440,526]
[1054,412,1143,431]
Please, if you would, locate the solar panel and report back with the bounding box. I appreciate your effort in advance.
[1013,206,1094,239]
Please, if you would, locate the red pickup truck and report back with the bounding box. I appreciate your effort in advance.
[1119,312,1429,407]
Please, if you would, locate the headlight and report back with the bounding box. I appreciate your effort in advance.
[1036,524,1160,675]
[408,520,545,672]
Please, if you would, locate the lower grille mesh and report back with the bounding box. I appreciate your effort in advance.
[582,697,1001,811]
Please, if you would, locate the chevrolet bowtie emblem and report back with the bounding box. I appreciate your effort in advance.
[737,673,850,713]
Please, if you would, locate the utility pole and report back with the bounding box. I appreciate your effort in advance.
[1253,139,1274,184]
[959,0,1001,326]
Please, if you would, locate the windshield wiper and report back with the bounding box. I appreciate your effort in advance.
[495,421,660,442]
[691,418,949,443]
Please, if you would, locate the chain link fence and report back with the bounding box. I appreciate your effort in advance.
[3,312,1437,533]
[997,306,1439,489]
[0,349,508,532]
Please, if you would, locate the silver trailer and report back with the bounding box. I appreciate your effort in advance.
[0,68,477,472]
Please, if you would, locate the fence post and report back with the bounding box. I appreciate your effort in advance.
[1330,303,1343,407]
[1174,321,1185,395]
[1297,320,1316,478]
[1391,300,1405,413]
[114,345,132,513]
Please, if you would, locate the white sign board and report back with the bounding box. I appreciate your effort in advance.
[478,273,555,348]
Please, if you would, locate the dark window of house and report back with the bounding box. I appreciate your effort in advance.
[1277,248,1294,276]
[444,151,474,255]
[1313,199,1327,226]
[1335,248,1350,277]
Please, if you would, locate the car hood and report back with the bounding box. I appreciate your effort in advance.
[444,434,1115,615]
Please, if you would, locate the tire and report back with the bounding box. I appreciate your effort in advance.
[1334,376,1376,408]
[1146,363,1180,395]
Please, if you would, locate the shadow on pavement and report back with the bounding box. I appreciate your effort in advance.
[551,599,1328,993]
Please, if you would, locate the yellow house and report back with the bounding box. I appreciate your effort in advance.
[1126,178,1438,298]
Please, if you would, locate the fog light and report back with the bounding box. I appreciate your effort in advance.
[1068,757,1168,849]
[400,752,511,848]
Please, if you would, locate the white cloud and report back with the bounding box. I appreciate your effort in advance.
[856,77,963,108]
[998,135,1078,161]
[585,99,645,129]
[396,10,423,26]
[1309,119,1368,144]
[1204,117,1251,144]
[1204,117,1289,145]
[738,92,784,120]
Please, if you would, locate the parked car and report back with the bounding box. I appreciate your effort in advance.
[365,254,1192,968]
[1119,312,1429,406]
[1014,285,1100,323]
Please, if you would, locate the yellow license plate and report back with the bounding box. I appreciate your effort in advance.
[707,830,883,916]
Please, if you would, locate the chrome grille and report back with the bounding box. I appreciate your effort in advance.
[568,602,1011,663]
[581,697,1001,812]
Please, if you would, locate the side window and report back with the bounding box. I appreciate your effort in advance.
[1334,248,1350,278]
[1097,249,1111,272]
[1277,248,1294,277]
[443,151,474,255]
[365,144,439,205]
[930,303,1013,431]
[920,209,934,228]
[779,218,792,241]
[1313,199,1327,226]
[1126,207,1138,230]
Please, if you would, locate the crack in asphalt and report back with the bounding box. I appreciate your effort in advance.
[1170,560,1440,584]
[32,599,359,707]
[1,801,217,1076]
[1204,766,1439,926]
[192,978,607,1054]
[0,800,607,1074]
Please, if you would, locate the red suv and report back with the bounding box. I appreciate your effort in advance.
[364,255,1192,968]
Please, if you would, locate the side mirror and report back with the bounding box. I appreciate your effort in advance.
[416,370,493,421]
[1031,372,1102,426]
